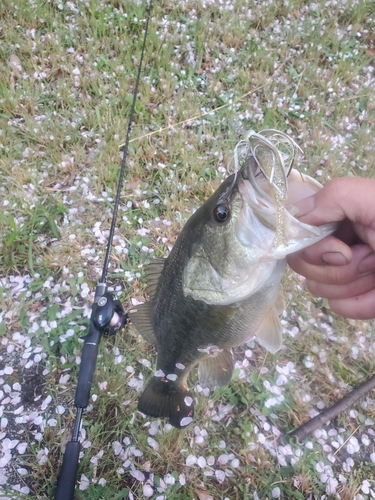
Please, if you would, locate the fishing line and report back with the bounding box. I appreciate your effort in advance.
[54,2,153,498]
[101,0,153,282]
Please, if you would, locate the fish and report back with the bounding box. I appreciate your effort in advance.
[129,129,336,428]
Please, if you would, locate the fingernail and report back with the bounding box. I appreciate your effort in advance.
[359,253,375,274]
[293,195,316,218]
[322,252,349,266]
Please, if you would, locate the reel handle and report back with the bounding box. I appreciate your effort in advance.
[75,292,127,408]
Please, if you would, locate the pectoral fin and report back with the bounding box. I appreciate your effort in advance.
[255,306,283,354]
[198,349,234,389]
[128,302,157,346]
[274,292,286,315]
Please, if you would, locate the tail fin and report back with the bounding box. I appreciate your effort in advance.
[138,376,194,428]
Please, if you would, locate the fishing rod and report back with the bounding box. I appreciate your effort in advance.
[54,3,152,498]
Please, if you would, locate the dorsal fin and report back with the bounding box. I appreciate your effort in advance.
[128,302,157,346]
[144,258,165,300]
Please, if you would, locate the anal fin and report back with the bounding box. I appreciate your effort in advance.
[198,349,234,389]
[128,302,157,346]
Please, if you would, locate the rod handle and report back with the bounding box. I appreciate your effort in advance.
[74,317,101,408]
[54,441,81,500]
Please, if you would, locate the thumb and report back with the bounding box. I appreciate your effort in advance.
[293,177,375,228]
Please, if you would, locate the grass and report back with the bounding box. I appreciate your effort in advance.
[0,0,375,498]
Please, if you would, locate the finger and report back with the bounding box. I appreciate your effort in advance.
[294,177,375,248]
[305,272,375,300]
[359,252,375,274]
[287,244,373,284]
[295,177,375,226]
[329,288,375,320]
[289,235,352,266]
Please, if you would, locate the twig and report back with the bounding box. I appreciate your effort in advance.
[290,373,375,442]
[333,425,360,455]
[125,84,266,145]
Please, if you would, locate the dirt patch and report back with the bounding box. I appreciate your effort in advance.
[21,364,45,404]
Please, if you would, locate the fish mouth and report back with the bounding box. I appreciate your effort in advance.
[239,156,275,203]
[236,157,277,249]
[238,156,276,231]
[237,157,337,255]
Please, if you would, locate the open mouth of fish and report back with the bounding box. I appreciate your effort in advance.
[236,157,335,257]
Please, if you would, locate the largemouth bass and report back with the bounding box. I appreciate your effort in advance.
[129,131,335,428]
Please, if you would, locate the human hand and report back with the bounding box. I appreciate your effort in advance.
[287,177,375,319]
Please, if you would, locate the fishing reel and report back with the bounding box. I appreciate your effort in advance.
[93,291,128,336]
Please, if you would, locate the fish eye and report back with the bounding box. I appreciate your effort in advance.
[213,203,230,223]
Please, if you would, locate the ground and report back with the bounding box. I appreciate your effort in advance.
[0,0,375,498]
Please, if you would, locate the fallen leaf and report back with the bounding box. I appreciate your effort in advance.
[126,176,141,190]
[365,48,375,57]
[157,152,167,162]
[288,119,299,127]
[195,489,214,500]
[29,302,44,312]
[49,68,65,83]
